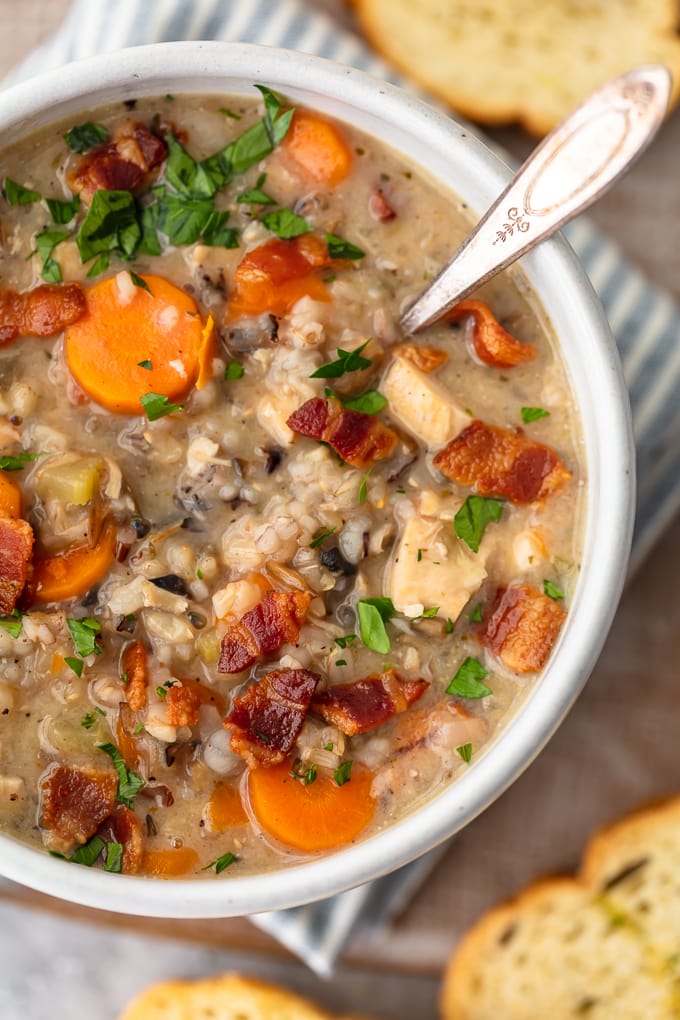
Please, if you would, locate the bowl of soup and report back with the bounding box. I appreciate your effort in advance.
[0,42,634,916]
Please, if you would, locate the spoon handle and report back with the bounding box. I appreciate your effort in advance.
[400,65,672,335]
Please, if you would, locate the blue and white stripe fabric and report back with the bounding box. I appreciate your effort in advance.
[5,0,680,974]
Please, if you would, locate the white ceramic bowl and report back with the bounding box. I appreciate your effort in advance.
[0,41,635,917]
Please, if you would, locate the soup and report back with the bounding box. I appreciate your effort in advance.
[0,88,584,877]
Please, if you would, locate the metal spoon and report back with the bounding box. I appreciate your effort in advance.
[400,65,672,335]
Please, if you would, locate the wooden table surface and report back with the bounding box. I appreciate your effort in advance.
[1,2,679,1017]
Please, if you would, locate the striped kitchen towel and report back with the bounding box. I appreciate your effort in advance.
[4,0,680,975]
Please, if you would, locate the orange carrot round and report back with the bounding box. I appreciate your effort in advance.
[205,782,248,831]
[31,518,116,603]
[0,470,21,517]
[248,758,375,852]
[64,272,210,414]
[141,846,199,877]
[282,110,352,186]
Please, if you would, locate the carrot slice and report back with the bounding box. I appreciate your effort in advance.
[281,110,352,186]
[227,236,332,320]
[248,758,376,852]
[0,470,21,517]
[141,846,199,877]
[31,518,116,603]
[205,782,248,831]
[64,272,209,414]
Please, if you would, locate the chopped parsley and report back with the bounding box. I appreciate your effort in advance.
[98,742,145,808]
[237,173,275,205]
[309,526,337,549]
[417,548,423,562]
[261,207,311,239]
[0,610,23,638]
[66,617,102,658]
[224,359,245,381]
[46,195,80,224]
[334,634,356,649]
[325,232,365,260]
[469,603,484,623]
[310,339,372,379]
[341,390,387,415]
[104,842,124,873]
[445,617,455,634]
[32,228,71,283]
[129,270,151,293]
[76,189,141,264]
[521,406,551,424]
[219,107,241,120]
[543,579,565,600]
[70,834,106,867]
[64,121,109,153]
[454,495,504,553]
[357,597,395,654]
[290,759,318,785]
[415,606,440,620]
[334,760,353,786]
[140,392,184,421]
[80,712,98,730]
[203,851,238,874]
[64,656,84,677]
[137,359,152,370]
[0,453,40,471]
[358,467,372,503]
[4,178,41,206]
[446,657,492,699]
[335,659,347,667]
[456,743,473,763]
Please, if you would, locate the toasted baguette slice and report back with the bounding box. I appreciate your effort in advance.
[441,797,680,1019]
[354,0,680,134]
[120,972,371,1020]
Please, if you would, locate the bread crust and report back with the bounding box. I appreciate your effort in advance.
[354,0,680,135]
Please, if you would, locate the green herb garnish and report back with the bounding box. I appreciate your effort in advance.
[309,526,337,549]
[446,657,492,699]
[70,834,106,867]
[137,359,152,370]
[46,195,80,224]
[310,339,372,379]
[357,597,395,654]
[76,189,140,263]
[521,406,550,424]
[456,743,473,763]
[341,390,387,415]
[454,495,504,553]
[32,228,71,283]
[64,122,109,153]
[325,232,365,260]
[64,656,84,677]
[470,603,484,623]
[334,634,356,649]
[224,360,245,381]
[0,609,23,638]
[358,467,372,504]
[140,392,184,421]
[203,851,238,874]
[261,208,311,239]
[98,742,144,808]
[104,842,124,873]
[4,178,41,206]
[237,172,276,205]
[129,270,151,293]
[543,579,565,600]
[0,452,40,471]
[66,617,102,658]
[334,760,353,786]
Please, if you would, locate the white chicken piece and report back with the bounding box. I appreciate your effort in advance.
[381,354,470,449]
[385,510,487,621]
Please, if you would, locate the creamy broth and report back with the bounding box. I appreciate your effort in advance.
[0,91,584,877]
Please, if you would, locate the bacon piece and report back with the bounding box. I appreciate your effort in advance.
[447,299,537,368]
[369,187,397,221]
[68,122,167,203]
[480,584,566,673]
[39,763,117,855]
[0,514,33,614]
[0,283,86,346]
[97,804,143,874]
[227,235,332,319]
[287,396,399,468]
[122,641,148,712]
[433,419,570,503]
[312,669,428,736]
[224,667,320,767]
[166,683,202,727]
[395,342,448,373]
[218,590,312,674]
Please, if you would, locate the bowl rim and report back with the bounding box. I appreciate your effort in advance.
[0,40,635,917]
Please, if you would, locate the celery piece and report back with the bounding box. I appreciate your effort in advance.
[37,457,104,506]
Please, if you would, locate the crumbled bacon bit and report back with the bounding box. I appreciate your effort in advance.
[480,584,566,673]
[0,514,34,614]
[224,667,320,767]
[433,419,570,503]
[312,669,428,736]
[122,641,148,712]
[39,763,117,855]
[218,590,312,674]
[0,283,86,346]
[68,122,167,203]
[166,683,202,727]
[368,187,397,222]
[447,299,537,368]
[287,396,399,468]
[227,235,332,319]
[97,803,143,874]
[395,343,448,373]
